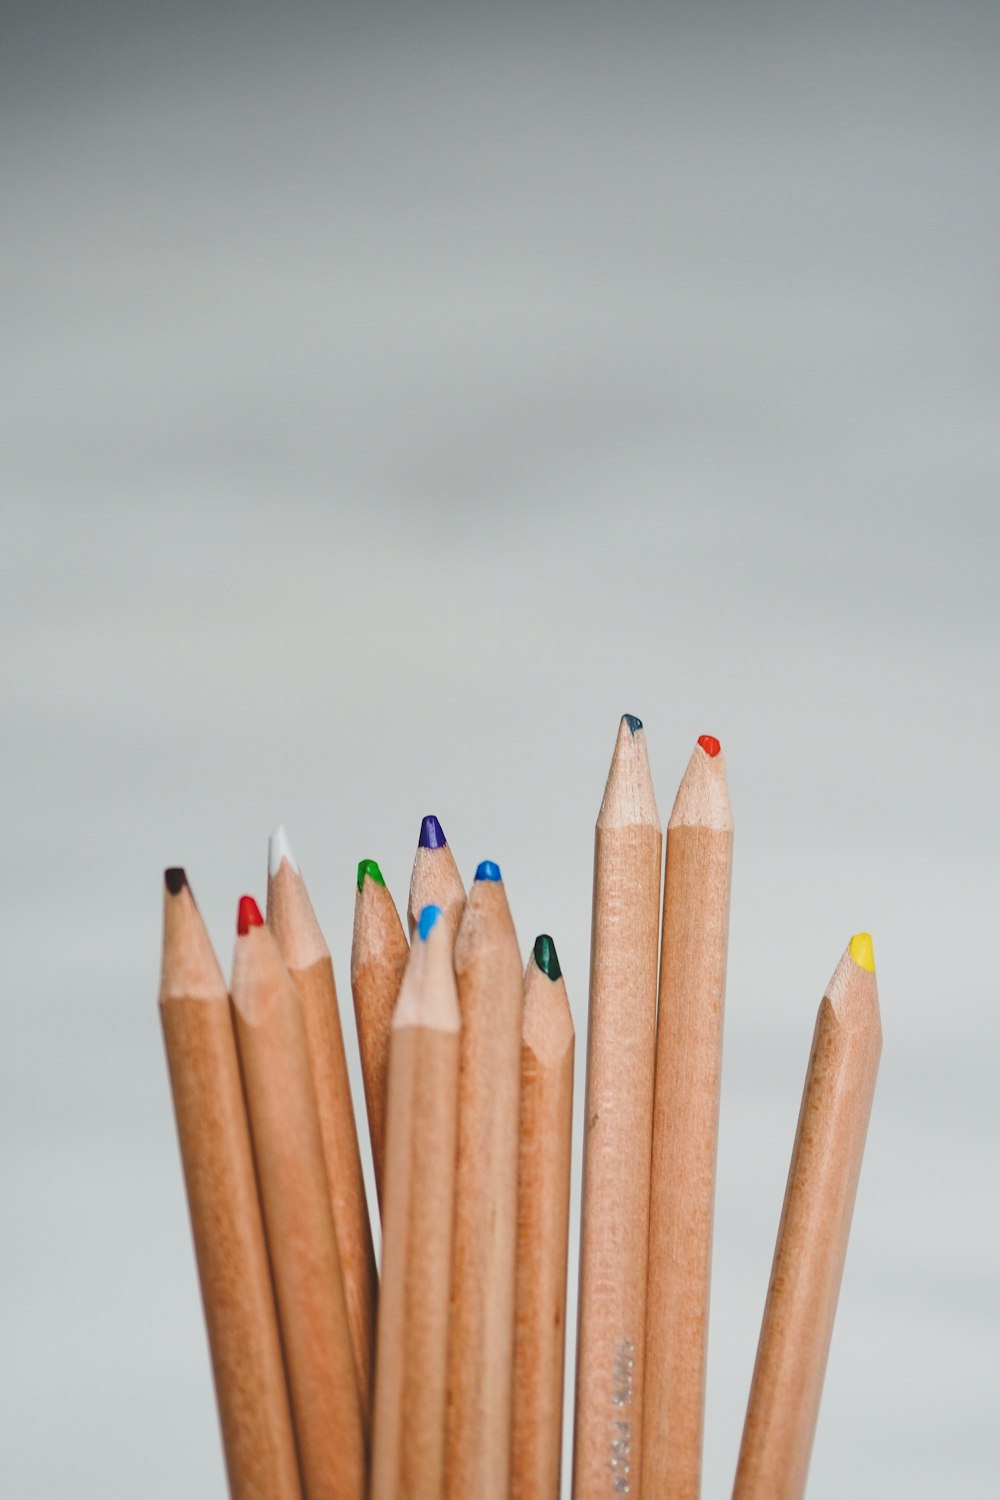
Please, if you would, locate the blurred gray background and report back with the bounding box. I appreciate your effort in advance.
[2,2,998,1495]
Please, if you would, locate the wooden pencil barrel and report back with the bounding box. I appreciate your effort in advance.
[160,912,302,1500]
[644,810,733,1499]
[512,956,575,1500]
[232,927,366,1500]
[351,871,409,1210]
[268,853,377,1432]
[285,954,377,1431]
[371,1022,460,1500]
[574,715,662,1500]
[446,876,523,1500]
[733,957,881,1500]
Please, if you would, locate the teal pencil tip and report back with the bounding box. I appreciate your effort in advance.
[533,933,561,981]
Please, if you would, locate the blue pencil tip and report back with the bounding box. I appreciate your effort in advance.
[419,814,447,850]
[475,859,502,883]
[417,904,443,940]
[623,713,643,735]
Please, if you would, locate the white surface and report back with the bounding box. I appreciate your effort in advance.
[267,823,298,879]
[2,5,999,1496]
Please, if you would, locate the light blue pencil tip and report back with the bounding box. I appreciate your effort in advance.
[474,860,502,883]
[417,904,443,941]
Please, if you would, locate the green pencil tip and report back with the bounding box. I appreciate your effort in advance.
[533,934,561,981]
[357,858,385,892]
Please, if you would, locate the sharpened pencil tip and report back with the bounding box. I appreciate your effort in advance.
[417,904,443,940]
[164,867,187,896]
[623,713,643,734]
[698,734,721,758]
[849,932,875,973]
[237,895,264,936]
[474,859,502,883]
[533,934,561,981]
[419,814,447,850]
[357,858,386,892]
[268,823,298,877]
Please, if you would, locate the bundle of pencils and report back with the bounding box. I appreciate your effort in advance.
[159,717,881,1500]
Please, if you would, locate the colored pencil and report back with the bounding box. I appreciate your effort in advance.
[445,860,523,1500]
[643,735,734,1499]
[370,904,461,1500]
[573,714,662,1500]
[350,857,409,1208]
[231,896,366,1500]
[266,826,377,1430]
[159,871,302,1500]
[512,935,575,1500]
[407,814,466,941]
[732,935,883,1500]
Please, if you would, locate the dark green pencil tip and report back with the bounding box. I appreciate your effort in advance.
[533,934,561,981]
[357,858,386,892]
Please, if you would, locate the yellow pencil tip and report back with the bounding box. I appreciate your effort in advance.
[849,932,875,973]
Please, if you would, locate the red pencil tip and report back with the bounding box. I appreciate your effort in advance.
[698,734,721,758]
[237,895,264,936]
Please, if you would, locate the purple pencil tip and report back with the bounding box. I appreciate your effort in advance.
[418,814,447,851]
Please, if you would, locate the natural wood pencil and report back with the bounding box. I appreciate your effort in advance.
[643,735,734,1500]
[266,826,377,1433]
[732,935,883,1500]
[445,860,523,1500]
[350,857,409,1209]
[231,896,366,1500]
[159,870,303,1500]
[407,814,466,941]
[573,714,662,1500]
[512,935,575,1500]
[370,903,461,1500]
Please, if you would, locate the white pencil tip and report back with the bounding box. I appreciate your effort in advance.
[268,823,298,877]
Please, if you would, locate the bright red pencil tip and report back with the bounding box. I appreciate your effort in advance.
[698,734,721,758]
[237,895,264,936]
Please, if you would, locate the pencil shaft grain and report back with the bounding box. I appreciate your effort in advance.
[270,856,377,1426]
[574,720,662,1500]
[160,893,302,1500]
[644,745,733,1500]
[371,1020,460,1500]
[232,926,366,1500]
[512,961,575,1500]
[351,876,410,1208]
[288,956,377,1428]
[445,879,523,1500]
[408,843,466,942]
[732,953,882,1500]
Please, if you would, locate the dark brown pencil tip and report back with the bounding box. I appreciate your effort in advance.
[164,867,188,896]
